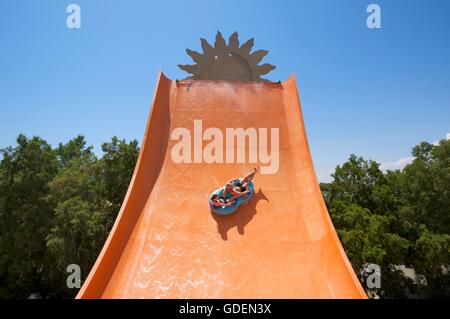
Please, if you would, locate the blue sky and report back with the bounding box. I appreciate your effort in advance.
[1,0,449,181]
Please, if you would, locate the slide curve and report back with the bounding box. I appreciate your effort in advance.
[77,72,367,298]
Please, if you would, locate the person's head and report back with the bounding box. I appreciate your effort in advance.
[225,183,234,191]
[211,194,218,201]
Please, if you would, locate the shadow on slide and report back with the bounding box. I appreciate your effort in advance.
[210,189,269,241]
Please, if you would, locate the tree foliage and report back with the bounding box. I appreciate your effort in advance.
[324,139,450,298]
[0,135,139,298]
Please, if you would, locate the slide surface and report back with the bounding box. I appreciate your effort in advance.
[77,73,367,298]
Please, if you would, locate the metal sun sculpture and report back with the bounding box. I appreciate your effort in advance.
[178,31,276,82]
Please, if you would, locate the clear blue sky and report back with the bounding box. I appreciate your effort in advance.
[1,0,449,181]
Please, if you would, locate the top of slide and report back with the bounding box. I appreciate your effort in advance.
[77,73,367,298]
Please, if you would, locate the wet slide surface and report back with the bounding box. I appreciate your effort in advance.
[77,73,367,298]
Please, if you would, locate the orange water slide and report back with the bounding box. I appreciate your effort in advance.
[76,73,367,298]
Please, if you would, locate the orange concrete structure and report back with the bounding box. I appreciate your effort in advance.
[76,72,367,298]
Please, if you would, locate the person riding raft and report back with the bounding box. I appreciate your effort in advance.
[210,167,259,208]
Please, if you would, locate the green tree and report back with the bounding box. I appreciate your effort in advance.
[45,137,104,297]
[44,136,139,297]
[97,137,139,227]
[56,135,94,168]
[0,135,140,298]
[402,140,450,297]
[328,155,385,212]
[324,139,450,298]
[0,135,58,298]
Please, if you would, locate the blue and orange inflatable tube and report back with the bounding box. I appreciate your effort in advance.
[209,181,255,215]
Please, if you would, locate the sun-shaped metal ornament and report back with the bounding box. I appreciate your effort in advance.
[178,31,276,82]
